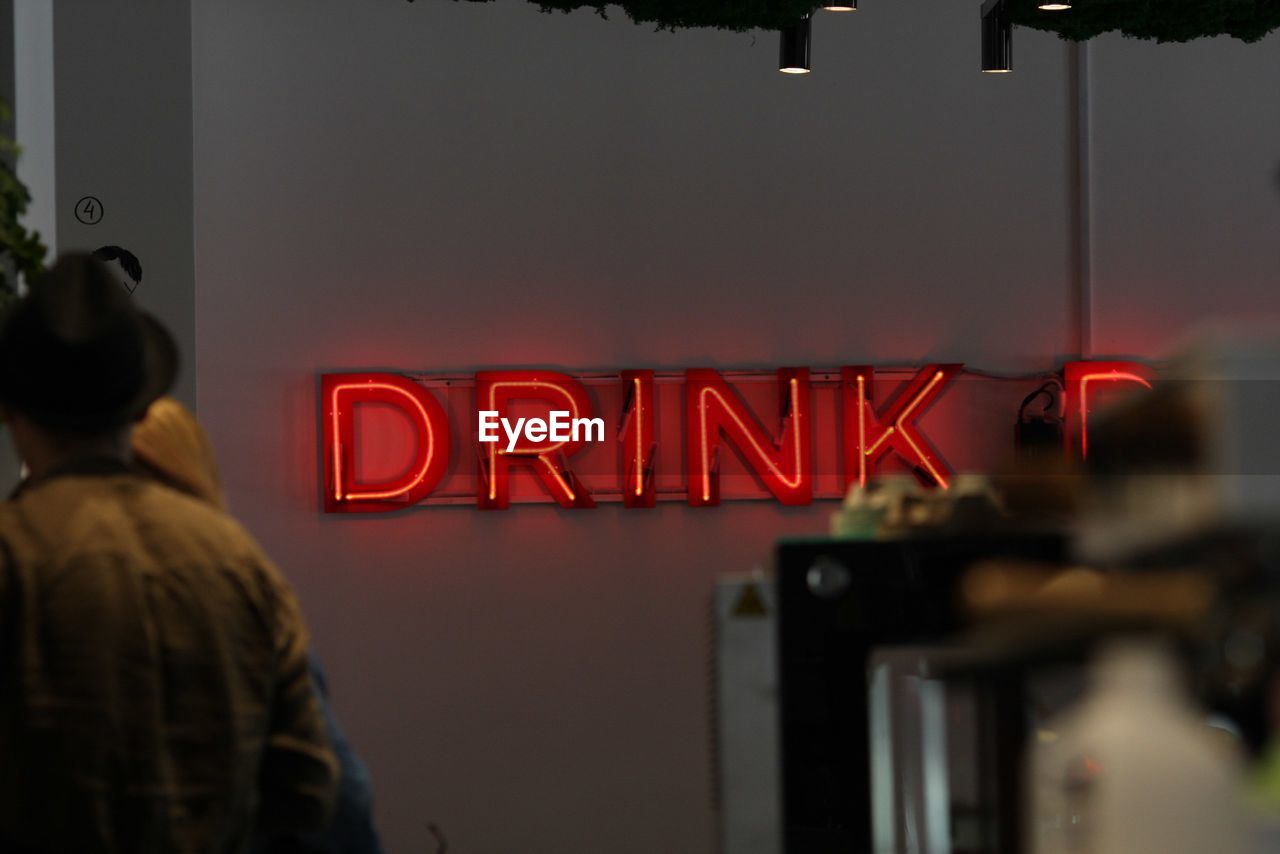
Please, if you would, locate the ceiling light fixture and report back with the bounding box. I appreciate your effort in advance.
[981,0,1012,73]
[779,15,813,74]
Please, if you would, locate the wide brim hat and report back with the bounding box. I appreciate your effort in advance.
[0,253,179,431]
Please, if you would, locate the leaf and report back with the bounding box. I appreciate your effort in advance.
[0,97,49,300]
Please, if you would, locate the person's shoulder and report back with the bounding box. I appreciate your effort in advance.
[9,473,256,560]
[131,478,266,553]
[134,476,235,527]
[1,476,296,608]
[130,479,298,591]
[0,474,131,549]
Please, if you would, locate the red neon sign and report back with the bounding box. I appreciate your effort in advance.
[475,371,597,510]
[322,372,450,513]
[841,364,961,490]
[320,360,1151,513]
[686,368,811,507]
[619,370,657,508]
[1062,361,1154,458]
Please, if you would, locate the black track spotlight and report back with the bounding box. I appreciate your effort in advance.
[822,1,857,10]
[779,15,812,74]
[981,0,1012,73]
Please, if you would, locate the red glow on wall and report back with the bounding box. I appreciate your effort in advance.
[841,364,961,489]
[322,373,450,513]
[685,368,812,507]
[619,370,656,508]
[1062,361,1154,458]
[475,371,597,510]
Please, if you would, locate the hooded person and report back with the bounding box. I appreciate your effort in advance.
[131,397,385,854]
[131,396,226,509]
[0,254,337,853]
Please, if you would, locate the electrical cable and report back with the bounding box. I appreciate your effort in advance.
[1018,381,1061,421]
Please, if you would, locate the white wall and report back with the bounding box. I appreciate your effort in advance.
[54,0,196,411]
[2,0,195,496]
[185,2,1278,852]
[1088,35,1280,355]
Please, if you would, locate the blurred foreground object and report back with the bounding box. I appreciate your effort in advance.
[774,531,1065,851]
[832,475,1009,539]
[1080,337,1280,564]
[962,560,1214,628]
[1029,640,1251,854]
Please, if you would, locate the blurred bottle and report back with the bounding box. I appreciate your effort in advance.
[1028,640,1251,854]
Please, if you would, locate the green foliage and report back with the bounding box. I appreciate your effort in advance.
[455,0,822,32]
[0,99,49,310]
[1007,0,1280,43]
[456,0,1280,40]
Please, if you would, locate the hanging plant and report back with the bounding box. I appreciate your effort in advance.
[453,1,822,32]
[0,99,49,309]
[454,0,1280,41]
[1007,0,1280,43]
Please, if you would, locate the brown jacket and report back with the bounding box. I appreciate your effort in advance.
[0,461,337,853]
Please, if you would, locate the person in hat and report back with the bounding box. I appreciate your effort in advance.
[0,254,337,853]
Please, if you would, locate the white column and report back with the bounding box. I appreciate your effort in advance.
[13,0,56,272]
